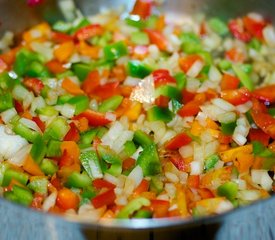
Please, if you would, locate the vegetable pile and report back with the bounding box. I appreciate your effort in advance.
[0,0,274,220]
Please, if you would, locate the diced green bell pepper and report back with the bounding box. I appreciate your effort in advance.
[97,145,122,176]
[36,106,58,117]
[116,197,151,219]
[66,171,92,188]
[204,154,220,171]
[80,150,103,179]
[248,38,261,51]
[25,61,50,78]
[174,72,186,90]
[67,95,89,115]
[268,108,275,117]
[28,177,49,194]
[208,18,229,36]
[57,94,73,105]
[2,169,29,187]
[0,71,15,90]
[137,143,161,176]
[30,135,47,164]
[221,121,236,135]
[145,15,158,29]
[252,141,274,158]
[155,85,182,101]
[133,209,152,218]
[40,158,58,176]
[127,60,152,78]
[218,59,232,70]
[240,64,253,74]
[125,15,145,29]
[133,130,154,148]
[217,181,238,201]
[70,18,90,33]
[71,63,94,81]
[147,106,174,123]
[103,41,128,61]
[98,95,123,113]
[0,92,13,112]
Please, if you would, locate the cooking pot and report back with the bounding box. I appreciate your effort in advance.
[0,0,274,239]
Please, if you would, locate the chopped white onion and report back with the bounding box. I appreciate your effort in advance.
[42,191,57,212]
[127,165,143,189]
[190,161,203,175]
[0,108,17,123]
[124,76,141,86]
[179,144,193,158]
[30,96,46,114]
[105,112,116,122]
[9,144,32,166]
[186,60,204,78]
[19,118,42,133]
[209,66,222,82]
[238,190,261,201]
[211,98,235,112]
[217,112,237,124]
[103,173,118,186]
[251,169,273,191]
[236,101,252,113]
[263,25,275,47]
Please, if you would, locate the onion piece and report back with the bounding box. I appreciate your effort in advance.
[19,118,42,133]
[9,144,32,166]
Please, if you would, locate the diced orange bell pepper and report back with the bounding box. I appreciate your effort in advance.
[77,41,100,59]
[23,154,44,176]
[53,41,75,63]
[61,78,84,95]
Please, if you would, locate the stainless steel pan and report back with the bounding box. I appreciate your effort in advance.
[0,1,274,239]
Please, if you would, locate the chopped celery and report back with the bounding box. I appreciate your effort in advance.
[133,209,152,218]
[28,177,49,194]
[43,117,70,141]
[9,185,33,206]
[232,65,254,91]
[13,122,41,143]
[180,32,202,54]
[46,140,62,157]
[133,130,154,148]
[80,129,98,145]
[123,141,137,157]
[36,106,58,117]
[0,162,10,186]
[218,59,232,70]
[130,31,149,45]
[2,169,29,186]
[150,175,163,194]
[125,15,145,29]
[117,197,150,218]
[40,158,58,176]
[208,18,229,36]
[30,135,47,164]
[248,38,261,51]
[98,95,123,113]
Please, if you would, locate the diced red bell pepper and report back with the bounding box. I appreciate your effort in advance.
[251,99,275,139]
[225,48,245,63]
[14,100,24,114]
[23,77,44,95]
[91,189,116,209]
[243,16,267,40]
[32,116,45,132]
[252,85,275,103]
[82,70,100,95]
[166,151,189,172]
[182,89,196,104]
[144,29,167,51]
[133,179,149,195]
[59,149,74,167]
[221,73,240,90]
[150,199,170,218]
[93,82,120,100]
[92,179,116,190]
[73,109,112,127]
[228,18,252,42]
[152,69,176,87]
[187,175,200,189]
[179,55,202,73]
[74,24,104,41]
[165,132,192,150]
[155,95,170,108]
[178,100,201,117]
[64,122,80,142]
[131,0,153,19]
[31,193,44,209]
[51,31,73,43]
[220,87,251,106]
[249,128,270,146]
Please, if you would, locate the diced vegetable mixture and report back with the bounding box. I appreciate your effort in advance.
[0,0,274,220]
